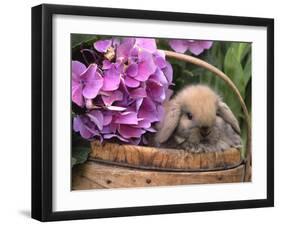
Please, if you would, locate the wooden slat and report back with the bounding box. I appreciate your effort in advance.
[72,161,245,190]
[90,141,242,171]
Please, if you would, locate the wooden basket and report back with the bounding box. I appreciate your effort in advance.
[72,50,251,190]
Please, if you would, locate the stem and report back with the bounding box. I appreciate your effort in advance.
[80,49,90,66]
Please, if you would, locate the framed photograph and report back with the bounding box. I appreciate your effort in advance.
[32,4,274,221]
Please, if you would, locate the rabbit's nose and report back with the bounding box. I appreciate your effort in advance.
[200,126,211,137]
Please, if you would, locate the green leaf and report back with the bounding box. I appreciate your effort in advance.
[224,45,245,97]
[229,43,251,63]
[71,157,77,167]
[71,34,97,48]
[243,53,252,86]
[183,69,195,77]
[72,146,90,166]
[208,42,224,70]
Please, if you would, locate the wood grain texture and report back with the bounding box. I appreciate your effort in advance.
[90,141,242,171]
[72,161,245,190]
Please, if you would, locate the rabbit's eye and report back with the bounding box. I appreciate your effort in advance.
[186,112,193,120]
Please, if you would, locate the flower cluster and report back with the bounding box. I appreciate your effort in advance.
[168,39,213,55]
[72,38,173,144]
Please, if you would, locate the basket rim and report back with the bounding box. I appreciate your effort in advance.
[90,141,244,172]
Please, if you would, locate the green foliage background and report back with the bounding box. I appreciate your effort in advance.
[71,34,252,166]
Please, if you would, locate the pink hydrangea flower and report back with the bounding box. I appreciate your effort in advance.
[72,62,103,107]
[72,38,173,144]
[168,39,213,55]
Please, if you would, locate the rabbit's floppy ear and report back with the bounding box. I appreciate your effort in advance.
[155,102,181,144]
[217,100,241,134]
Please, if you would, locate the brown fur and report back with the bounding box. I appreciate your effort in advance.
[174,85,218,127]
[154,85,241,152]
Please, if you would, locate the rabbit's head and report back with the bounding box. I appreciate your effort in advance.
[155,85,240,148]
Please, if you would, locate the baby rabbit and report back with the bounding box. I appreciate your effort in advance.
[155,85,242,152]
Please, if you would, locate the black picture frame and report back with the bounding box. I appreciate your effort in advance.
[31,3,274,222]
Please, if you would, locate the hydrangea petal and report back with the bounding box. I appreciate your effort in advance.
[124,76,140,88]
[138,98,159,122]
[163,61,173,84]
[154,50,167,69]
[169,39,213,55]
[130,87,147,98]
[168,40,189,53]
[136,119,151,129]
[116,38,135,60]
[118,125,145,138]
[154,55,167,69]
[94,39,112,53]
[135,98,143,112]
[105,106,127,111]
[147,80,166,102]
[73,116,94,139]
[87,110,104,131]
[82,77,103,99]
[141,97,156,111]
[126,63,138,77]
[100,125,111,134]
[103,113,113,126]
[72,72,80,83]
[189,43,204,55]
[72,84,84,107]
[138,109,159,123]
[101,123,118,134]
[115,61,124,73]
[103,134,129,142]
[114,112,139,125]
[130,47,139,57]
[79,125,93,139]
[101,90,123,106]
[149,68,168,86]
[102,60,112,70]
[135,51,156,81]
[102,67,121,91]
[155,50,165,59]
[146,127,157,132]
[199,41,213,49]
[80,63,97,81]
[109,123,118,133]
[135,38,157,53]
[130,137,141,145]
[72,61,86,75]
[73,116,82,132]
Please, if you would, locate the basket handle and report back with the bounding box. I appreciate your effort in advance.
[162,50,251,181]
